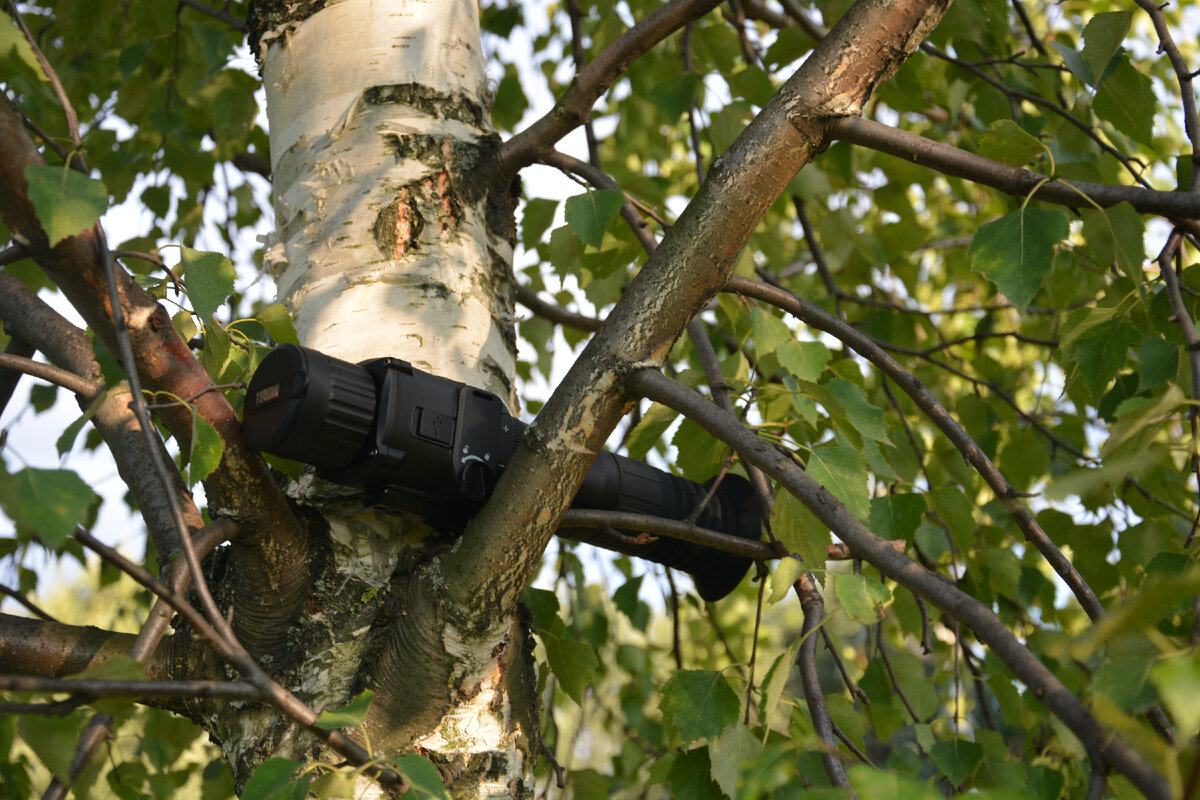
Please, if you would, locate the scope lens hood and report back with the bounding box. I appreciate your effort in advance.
[243,344,377,471]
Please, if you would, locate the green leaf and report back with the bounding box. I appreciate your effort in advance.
[672,417,728,481]
[869,494,926,541]
[548,225,584,278]
[1102,384,1183,457]
[1061,305,1141,400]
[0,467,97,548]
[310,768,357,799]
[969,208,1069,308]
[661,670,740,744]
[1082,11,1132,86]
[849,765,941,800]
[775,340,830,382]
[826,379,890,444]
[180,247,237,321]
[770,491,830,578]
[625,403,678,461]
[314,689,374,730]
[0,15,49,81]
[188,412,224,485]
[491,65,529,130]
[1081,203,1145,285]
[55,392,108,457]
[564,190,625,248]
[759,636,804,727]
[201,320,239,383]
[667,747,725,800]
[767,555,807,604]
[648,72,701,121]
[1151,655,1200,737]
[1135,336,1179,392]
[17,713,86,780]
[1094,57,1156,147]
[613,575,649,630]
[834,572,892,623]
[117,39,155,78]
[750,307,792,356]
[930,738,983,787]
[1094,657,1157,713]
[242,758,306,800]
[29,382,57,412]
[805,445,870,522]
[521,587,560,632]
[977,120,1046,167]
[709,723,760,798]
[1027,765,1066,800]
[390,755,451,800]
[1051,40,1092,86]
[255,303,299,345]
[537,628,598,704]
[24,164,108,247]
[521,197,558,249]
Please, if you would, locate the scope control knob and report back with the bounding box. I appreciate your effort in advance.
[458,460,496,502]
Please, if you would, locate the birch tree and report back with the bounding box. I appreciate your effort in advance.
[0,1,1197,799]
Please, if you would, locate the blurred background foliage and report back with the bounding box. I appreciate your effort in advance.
[2,0,1200,797]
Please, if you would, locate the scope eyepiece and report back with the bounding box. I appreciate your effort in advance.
[244,344,377,471]
[243,344,763,601]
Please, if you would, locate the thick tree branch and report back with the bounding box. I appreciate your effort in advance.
[832,116,1200,229]
[0,614,150,678]
[0,334,37,416]
[373,0,957,739]
[630,368,1169,800]
[497,0,723,180]
[72,527,404,790]
[0,272,205,557]
[0,97,312,660]
[453,0,951,617]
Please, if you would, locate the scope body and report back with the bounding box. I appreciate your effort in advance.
[243,344,761,601]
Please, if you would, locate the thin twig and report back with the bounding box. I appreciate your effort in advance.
[0,584,59,623]
[7,0,82,152]
[725,275,1107,621]
[629,369,1170,800]
[0,352,101,398]
[178,0,248,32]
[794,576,852,790]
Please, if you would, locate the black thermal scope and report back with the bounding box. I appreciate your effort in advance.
[242,344,762,601]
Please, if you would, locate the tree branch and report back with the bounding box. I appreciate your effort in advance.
[725,274,1106,620]
[0,272,205,558]
[0,675,265,707]
[559,508,902,561]
[498,0,723,180]
[373,0,953,745]
[630,367,1169,800]
[0,97,312,660]
[0,352,100,397]
[794,576,851,789]
[832,116,1200,230]
[0,334,36,417]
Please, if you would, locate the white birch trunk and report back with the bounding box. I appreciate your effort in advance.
[260,0,515,400]
[251,3,530,797]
